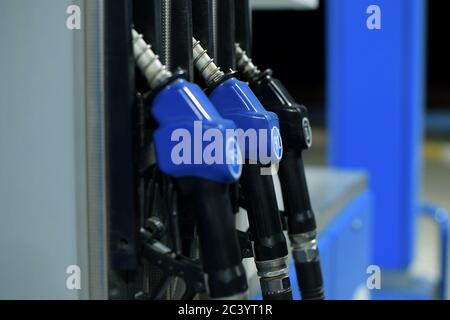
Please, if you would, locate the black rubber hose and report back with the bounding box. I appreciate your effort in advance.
[215,0,237,71]
[295,260,324,300]
[234,0,252,54]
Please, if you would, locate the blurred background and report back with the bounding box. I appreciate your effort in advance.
[251,0,450,299]
[0,0,448,299]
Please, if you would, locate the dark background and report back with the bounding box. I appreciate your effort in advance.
[252,0,450,124]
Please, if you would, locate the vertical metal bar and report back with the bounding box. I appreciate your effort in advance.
[104,0,138,299]
[161,0,172,68]
[211,0,218,59]
[84,0,108,299]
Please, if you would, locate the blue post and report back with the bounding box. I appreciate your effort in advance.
[326,0,426,269]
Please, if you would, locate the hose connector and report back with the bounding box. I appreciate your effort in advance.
[290,230,319,263]
[290,231,324,300]
[132,29,172,90]
[192,38,225,87]
[235,43,261,82]
[256,256,292,300]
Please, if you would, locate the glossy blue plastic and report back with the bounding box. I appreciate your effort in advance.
[209,78,283,164]
[151,78,242,183]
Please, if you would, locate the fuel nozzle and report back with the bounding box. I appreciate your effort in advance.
[192,38,283,166]
[192,38,293,300]
[133,29,248,299]
[235,44,324,300]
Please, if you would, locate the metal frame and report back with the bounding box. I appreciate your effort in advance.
[83,0,109,299]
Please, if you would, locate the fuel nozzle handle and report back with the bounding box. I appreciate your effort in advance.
[279,151,316,234]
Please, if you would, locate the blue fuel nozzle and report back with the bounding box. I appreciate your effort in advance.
[133,29,242,183]
[133,29,248,299]
[192,38,283,166]
[209,77,283,165]
[193,38,292,300]
[151,77,242,183]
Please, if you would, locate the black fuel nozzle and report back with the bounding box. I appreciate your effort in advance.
[235,46,324,300]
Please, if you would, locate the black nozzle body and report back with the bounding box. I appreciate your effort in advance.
[249,73,324,300]
[279,151,317,235]
[178,178,248,299]
[295,259,324,300]
[250,73,316,235]
[240,165,288,262]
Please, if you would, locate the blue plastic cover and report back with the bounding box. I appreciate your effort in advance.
[209,78,283,165]
[151,78,242,183]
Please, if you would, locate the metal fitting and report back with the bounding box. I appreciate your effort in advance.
[290,231,319,263]
[255,256,289,279]
[260,274,291,295]
[235,43,261,81]
[192,38,225,87]
[132,29,172,90]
